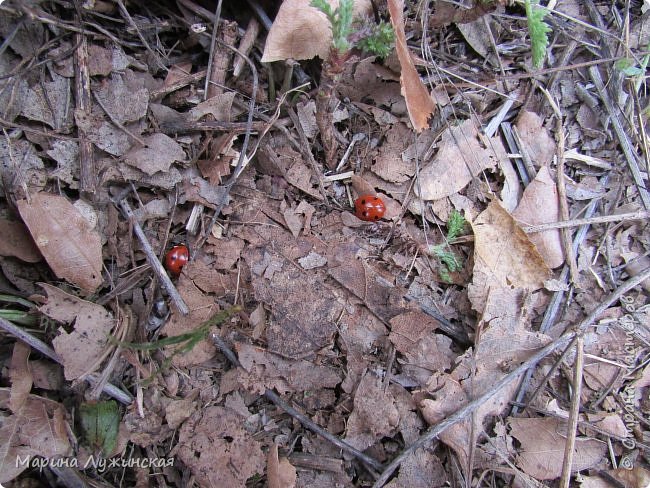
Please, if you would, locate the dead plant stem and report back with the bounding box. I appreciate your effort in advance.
[559,334,584,487]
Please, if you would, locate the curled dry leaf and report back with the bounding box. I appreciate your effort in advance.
[0,219,41,262]
[512,165,564,268]
[17,193,103,292]
[268,443,297,488]
[0,388,71,484]
[261,0,372,62]
[387,0,436,132]
[415,119,508,201]
[468,199,552,314]
[39,283,114,380]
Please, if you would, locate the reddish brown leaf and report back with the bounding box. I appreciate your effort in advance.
[17,193,103,292]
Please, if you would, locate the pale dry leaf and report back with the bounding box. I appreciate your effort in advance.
[94,73,149,124]
[387,0,436,132]
[508,417,607,480]
[0,219,41,262]
[175,406,265,487]
[47,140,80,189]
[415,119,508,200]
[420,287,551,467]
[384,448,446,488]
[261,0,372,62]
[9,342,32,413]
[189,92,235,121]
[163,278,219,367]
[234,342,342,395]
[17,193,103,292]
[124,133,186,175]
[512,165,564,268]
[344,370,399,451]
[74,109,132,156]
[21,71,71,129]
[456,19,492,59]
[0,388,71,484]
[0,138,47,194]
[467,199,552,314]
[388,311,455,386]
[268,443,297,488]
[40,283,114,380]
[515,111,555,167]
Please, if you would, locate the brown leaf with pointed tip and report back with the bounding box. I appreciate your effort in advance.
[0,219,41,262]
[388,0,436,132]
[468,199,552,314]
[261,0,372,62]
[17,193,103,292]
[268,443,297,488]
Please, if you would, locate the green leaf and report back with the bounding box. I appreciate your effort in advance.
[80,400,120,456]
[615,58,644,76]
[525,0,551,69]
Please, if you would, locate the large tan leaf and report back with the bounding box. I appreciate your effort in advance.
[468,199,552,314]
[40,284,114,380]
[387,0,436,132]
[0,388,71,483]
[261,0,372,62]
[512,165,564,268]
[17,193,103,292]
[415,119,508,200]
[509,417,606,480]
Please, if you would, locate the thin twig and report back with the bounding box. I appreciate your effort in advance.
[74,27,96,194]
[522,210,650,234]
[559,335,585,487]
[372,267,650,487]
[209,332,384,474]
[589,66,650,209]
[113,190,189,316]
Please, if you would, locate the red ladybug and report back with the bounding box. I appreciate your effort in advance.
[164,245,189,277]
[354,195,386,221]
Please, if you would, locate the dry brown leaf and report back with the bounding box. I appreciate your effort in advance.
[0,388,71,484]
[268,443,297,488]
[508,417,607,480]
[605,466,650,488]
[123,133,186,175]
[74,109,132,156]
[387,0,436,132]
[388,311,455,386]
[0,219,41,262]
[39,283,114,380]
[512,165,564,268]
[232,342,342,395]
[9,342,32,413]
[343,370,400,451]
[17,193,103,292]
[94,72,148,124]
[175,406,265,487]
[468,199,552,314]
[261,0,372,62]
[419,287,551,468]
[163,277,219,367]
[384,448,446,488]
[515,111,556,167]
[415,119,508,200]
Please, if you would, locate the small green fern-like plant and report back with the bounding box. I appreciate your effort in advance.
[429,210,467,283]
[310,0,395,59]
[525,0,551,68]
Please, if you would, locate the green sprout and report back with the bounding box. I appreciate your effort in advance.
[311,0,394,58]
[525,0,551,68]
[429,210,467,283]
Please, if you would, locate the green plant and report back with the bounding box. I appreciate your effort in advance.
[310,0,394,58]
[111,307,241,380]
[0,294,38,326]
[429,210,467,283]
[525,0,551,69]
